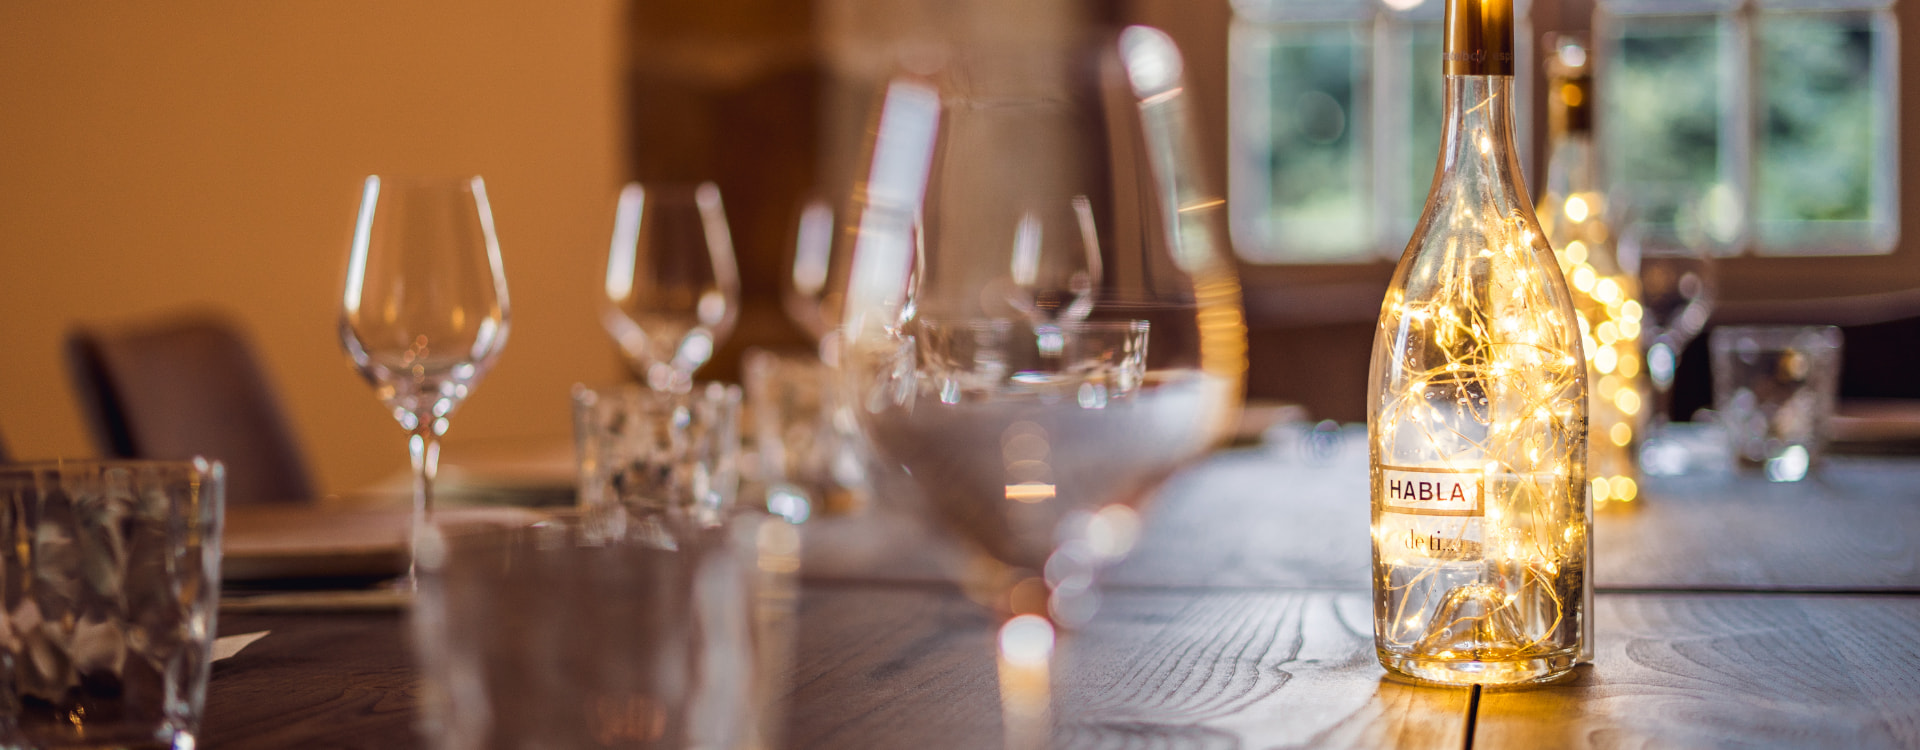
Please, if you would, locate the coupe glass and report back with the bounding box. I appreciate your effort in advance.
[1624,223,1718,475]
[339,175,510,582]
[601,182,742,393]
[834,25,1245,744]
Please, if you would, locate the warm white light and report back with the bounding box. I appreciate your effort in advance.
[1572,266,1596,292]
[999,616,1055,667]
[1615,389,1642,416]
[1610,422,1632,446]
[1565,196,1590,223]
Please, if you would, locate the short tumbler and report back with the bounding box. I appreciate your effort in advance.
[1710,325,1843,482]
[574,383,742,525]
[1,459,226,750]
[413,512,798,750]
[743,349,870,521]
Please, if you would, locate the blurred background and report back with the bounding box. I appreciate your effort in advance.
[2,0,1914,495]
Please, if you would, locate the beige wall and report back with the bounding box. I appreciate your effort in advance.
[0,1,629,493]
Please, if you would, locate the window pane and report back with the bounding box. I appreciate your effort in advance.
[1755,9,1897,254]
[1388,20,1446,249]
[1229,19,1373,263]
[1600,13,1746,252]
[1379,13,1530,257]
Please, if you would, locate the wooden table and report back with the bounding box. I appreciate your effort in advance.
[201,442,1920,749]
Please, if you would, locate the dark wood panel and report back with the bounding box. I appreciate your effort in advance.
[204,613,418,750]
[1475,594,1920,749]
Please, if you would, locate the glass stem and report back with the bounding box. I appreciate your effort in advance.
[407,424,442,587]
[1647,339,1678,432]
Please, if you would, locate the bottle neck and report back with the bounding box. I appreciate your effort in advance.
[1435,75,1528,202]
[1445,0,1515,77]
[1543,128,1598,202]
[1544,71,1597,198]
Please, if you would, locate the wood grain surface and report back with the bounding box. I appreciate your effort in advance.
[787,587,1469,750]
[204,613,418,749]
[191,451,1920,748]
[1474,594,1920,749]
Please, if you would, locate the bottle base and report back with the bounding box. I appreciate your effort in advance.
[1378,650,1579,687]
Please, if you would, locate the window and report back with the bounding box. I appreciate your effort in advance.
[1601,0,1899,256]
[1228,0,1898,263]
[1229,0,1534,264]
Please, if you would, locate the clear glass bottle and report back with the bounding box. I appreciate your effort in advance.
[1367,0,1590,686]
[1536,35,1651,509]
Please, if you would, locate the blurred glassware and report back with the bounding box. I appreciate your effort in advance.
[782,198,843,345]
[574,383,743,531]
[1711,325,1843,482]
[339,175,511,582]
[1623,221,1718,476]
[1,459,226,750]
[602,182,742,393]
[1538,33,1651,507]
[743,348,870,522]
[414,511,798,750]
[833,22,1245,744]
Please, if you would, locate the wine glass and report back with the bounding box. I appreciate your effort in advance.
[602,182,742,393]
[783,197,840,344]
[339,175,511,583]
[835,26,1245,745]
[1623,223,1718,475]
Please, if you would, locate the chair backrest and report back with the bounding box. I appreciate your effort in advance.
[66,314,316,505]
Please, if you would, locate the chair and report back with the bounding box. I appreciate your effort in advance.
[66,314,316,505]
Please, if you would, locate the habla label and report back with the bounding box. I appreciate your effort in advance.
[1378,466,1483,517]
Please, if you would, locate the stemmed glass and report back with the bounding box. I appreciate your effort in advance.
[783,198,841,344]
[339,175,511,583]
[835,26,1245,746]
[601,182,742,393]
[1624,223,1718,475]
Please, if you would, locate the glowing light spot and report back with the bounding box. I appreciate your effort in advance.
[1619,352,1641,377]
[1622,300,1643,322]
[1572,266,1596,292]
[1005,483,1056,504]
[1565,241,1588,265]
[1615,389,1642,416]
[1610,422,1633,446]
[1594,278,1622,305]
[999,616,1055,667]
[1596,321,1619,345]
[1086,505,1141,560]
[1594,345,1618,374]
[1610,476,1639,502]
[1592,477,1611,501]
[1565,196,1590,223]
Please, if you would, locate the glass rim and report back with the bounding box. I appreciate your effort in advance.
[362,174,486,187]
[1708,324,1843,349]
[0,457,224,474]
[571,381,744,406]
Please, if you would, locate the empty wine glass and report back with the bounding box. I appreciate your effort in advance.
[602,182,742,393]
[835,26,1245,746]
[339,175,511,583]
[1623,223,1718,475]
[783,198,841,344]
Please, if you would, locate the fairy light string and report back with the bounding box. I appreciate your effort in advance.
[1373,82,1587,669]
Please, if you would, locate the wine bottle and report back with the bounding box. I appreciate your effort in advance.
[1366,0,1590,686]
[1537,35,1651,509]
